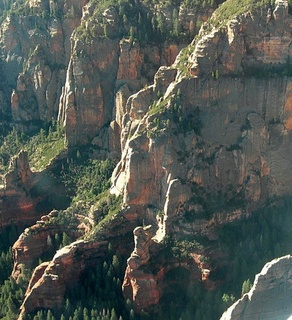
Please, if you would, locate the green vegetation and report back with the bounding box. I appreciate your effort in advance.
[60,158,115,203]
[25,246,133,320]
[147,89,202,139]
[156,196,292,320]
[0,0,25,24]
[0,225,31,319]
[213,0,275,25]
[241,278,253,296]
[0,276,28,319]
[243,57,292,77]
[169,238,205,259]
[176,44,195,77]
[0,122,67,174]
[90,192,123,236]
[76,0,217,44]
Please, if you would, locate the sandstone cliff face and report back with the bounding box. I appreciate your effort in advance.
[19,239,108,319]
[111,1,292,312]
[0,0,215,148]
[0,151,40,228]
[112,0,292,229]
[0,151,69,229]
[122,226,160,312]
[0,0,86,131]
[11,210,88,281]
[2,0,292,318]
[189,0,292,77]
[221,255,292,320]
[112,76,292,241]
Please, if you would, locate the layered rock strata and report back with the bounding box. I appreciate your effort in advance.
[2,0,292,317]
[115,1,292,312]
[11,210,88,281]
[0,0,215,147]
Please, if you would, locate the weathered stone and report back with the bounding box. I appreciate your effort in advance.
[123,226,160,312]
[189,2,292,77]
[0,151,69,229]
[19,239,109,319]
[221,255,292,320]
[12,212,87,281]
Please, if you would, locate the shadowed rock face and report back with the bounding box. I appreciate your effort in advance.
[0,151,67,229]
[1,0,292,318]
[113,1,292,313]
[221,255,292,320]
[18,239,109,319]
[0,0,213,147]
[122,226,160,312]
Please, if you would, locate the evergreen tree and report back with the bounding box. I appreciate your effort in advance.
[110,308,118,320]
[241,279,252,296]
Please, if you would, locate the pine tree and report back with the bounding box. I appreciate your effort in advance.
[241,279,252,296]
[110,308,118,320]
[129,309,135,320]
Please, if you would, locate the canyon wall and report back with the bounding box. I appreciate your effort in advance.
[111,0,292,312]
[1,0,292,318]
[221,255,292,320]
[0,151,68,228]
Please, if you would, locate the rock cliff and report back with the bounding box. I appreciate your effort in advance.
[122,226,160,312]
[0,0,214,147]
[221,255,292,320]
[19,239,109,319]
[11,209,89,281]
[0,150,68,228]
[0,0,85,132]
[1,0,292,318]
[111,0,292,313]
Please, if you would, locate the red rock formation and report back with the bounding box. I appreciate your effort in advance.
[189,0,292,77]
[123,226,160,312]
[0,151,38,228]
[11,211,87,281]
[0,151,69,229]
[111,3,292,313]
[19,239,109,319]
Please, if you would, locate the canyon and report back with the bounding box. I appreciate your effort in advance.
[0,0,292,319]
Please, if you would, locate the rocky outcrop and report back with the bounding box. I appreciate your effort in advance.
[2,0,292,318]
[112,76,292,235]
[19,239,108,319]
[0,151,69,229]
[11,210,89,281]
[188,0,292,77]
[0,151,39,228]
[111,2,292,312]
[0,0,87,131]
[0,0,216,148]
[221,255,292,320]
[122,225,160,312]
[58,35,120,146]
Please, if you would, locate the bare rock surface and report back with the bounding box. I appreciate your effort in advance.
[18,239,108,319]
[122,225,160,312]
[221,255,292,320]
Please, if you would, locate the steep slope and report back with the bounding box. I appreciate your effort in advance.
[109,0,292,315]
[221,255,292,320]
[1,0,292,319]
[0,0,215,148]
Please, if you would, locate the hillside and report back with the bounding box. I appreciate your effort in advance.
[0,0,292,319]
